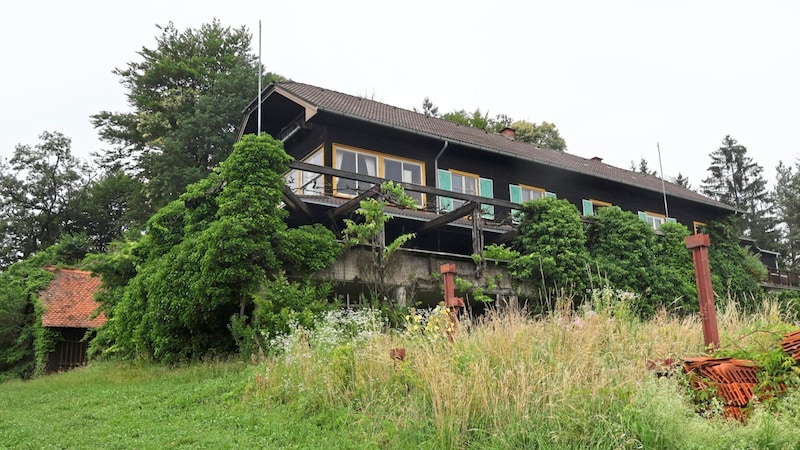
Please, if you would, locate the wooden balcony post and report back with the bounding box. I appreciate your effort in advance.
[685,234,720,350]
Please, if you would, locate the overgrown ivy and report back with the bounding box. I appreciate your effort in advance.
[0,236,97,380]
[507,198,763,318]
[707,216,764,309]
[88,134,341,363]
[508,197,590,301]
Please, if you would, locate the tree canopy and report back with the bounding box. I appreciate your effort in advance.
[510,120,567,151]
[0,132,92,269]
[416,99,567,151]
[701,135,775,249]
[773,161,800,270]
[629,157,657,176]
[92,20,284,209]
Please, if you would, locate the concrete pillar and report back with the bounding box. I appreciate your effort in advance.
[394,285,407,307]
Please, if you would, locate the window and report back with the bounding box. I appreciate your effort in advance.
[581,199,612,216]
[286,148,324,195]
[384,157,423,205]
[332,144,426,206]
[637,211,677,230]
[438,169,494,219]
[509,184,556,222]
[334,147,377,196]
[451,172,479,209]
[693,221,707,235]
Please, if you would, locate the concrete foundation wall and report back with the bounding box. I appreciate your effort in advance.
[316,247,517,307]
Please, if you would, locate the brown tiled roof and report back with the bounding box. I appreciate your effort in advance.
[39,268,106,329]
[264,81,733,211]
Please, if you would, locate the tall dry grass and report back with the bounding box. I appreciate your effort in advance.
[254,296,800,448]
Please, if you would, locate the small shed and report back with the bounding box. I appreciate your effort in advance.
[39,268,105,373]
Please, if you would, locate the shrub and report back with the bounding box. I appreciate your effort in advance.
[509,197,590,300]
[91,134,341,362]
[706,217,764,306]
[649,222,698,315]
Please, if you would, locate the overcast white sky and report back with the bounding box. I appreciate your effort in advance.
[2,1,798,190]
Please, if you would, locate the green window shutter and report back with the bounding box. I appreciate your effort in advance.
[638,211,648,222]
[582,199,594,216]
[545,191,557,198]
[437,169,453,212]
[666,217,677,223]
[509,185,522,223]
[509,184,522,204]
[479,177,494,219]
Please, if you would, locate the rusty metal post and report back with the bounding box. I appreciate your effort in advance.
[440,264,464,342]
[685,234,720,350]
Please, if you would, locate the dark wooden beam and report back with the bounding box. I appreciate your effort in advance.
[415,202,478,235]
[491,229,518,244]
[472,206,484,256]
[288,161,520,210]
[330,185,381,219]
[282,185,314,222]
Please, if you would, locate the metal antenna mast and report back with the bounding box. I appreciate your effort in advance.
[657,142,669,218]
[257,20,262,135]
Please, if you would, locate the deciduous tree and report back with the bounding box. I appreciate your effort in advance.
[415,100,567,150]
[509,197,590,301]
[511,120,567,151]
[0,132,92,269]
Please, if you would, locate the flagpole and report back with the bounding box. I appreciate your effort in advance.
[257,19,262,136]
[657,142,669,217]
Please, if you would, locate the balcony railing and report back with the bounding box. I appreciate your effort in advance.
[767,269,800,289]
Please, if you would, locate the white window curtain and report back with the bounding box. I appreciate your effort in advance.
[336,151,345,169]
[360,154,377,176]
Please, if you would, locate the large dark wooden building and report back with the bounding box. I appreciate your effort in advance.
[239,81,735,258]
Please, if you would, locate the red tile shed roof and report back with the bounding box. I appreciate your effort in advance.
[251,81,734,212]
[39,268,106,329]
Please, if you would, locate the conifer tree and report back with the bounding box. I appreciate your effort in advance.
[701,135,775,249]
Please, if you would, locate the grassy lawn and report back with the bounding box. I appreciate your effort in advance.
[5,301,800,449]
[0,361,365,449]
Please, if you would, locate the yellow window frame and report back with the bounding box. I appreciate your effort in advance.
[693,221,707,235]
[590,199,613,208]
[331,143,426,205]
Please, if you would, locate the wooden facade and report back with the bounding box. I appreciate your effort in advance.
[240,81,737,259]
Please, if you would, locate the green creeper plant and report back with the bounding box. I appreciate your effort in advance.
[706,216,764,308]
[342,181,417,300]
[648,222,698,315]
[90,134,341,362]
[0,235,95,380]
[509,197,590,301]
